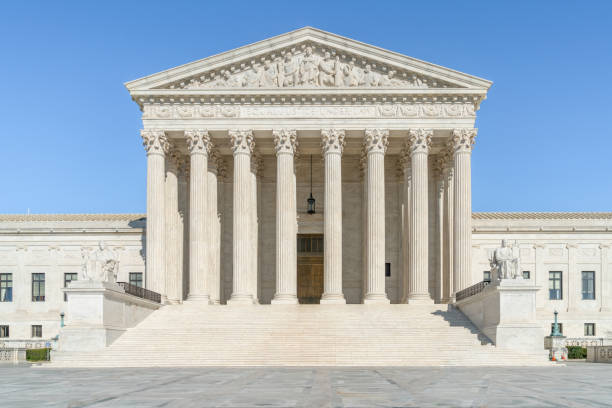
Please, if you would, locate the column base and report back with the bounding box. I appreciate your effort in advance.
[186,294,211,303]
[320,294,346,305]
[227,294,254,305]
[406,293,434,304]
[363,294,390,304]
[271,294,298,305]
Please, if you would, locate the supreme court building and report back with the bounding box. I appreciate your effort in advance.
[1,28,611,365]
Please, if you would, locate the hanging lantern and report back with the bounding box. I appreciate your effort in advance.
[307,155,316,214]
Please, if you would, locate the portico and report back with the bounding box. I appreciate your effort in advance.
[127,27,491,305]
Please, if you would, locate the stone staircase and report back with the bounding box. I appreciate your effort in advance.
[51,304,551,367]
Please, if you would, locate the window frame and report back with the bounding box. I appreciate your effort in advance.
[129,272,143,288]
[522,271,531,280]
[581,271,595,300]
[0,273,12,302]
[584,323,596,336]
[64,272,78,301]
[32,273,45,302]
[31,324,42,338]
[0,325,8,338]
[549,271,562,300]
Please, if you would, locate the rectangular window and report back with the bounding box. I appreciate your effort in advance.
[585,323,596,336]
[0,325,8,338]
[582,271,595,300]
[129,272,143,288]
[549,271,562,300]
[0,273,12,302]
[551,323,563,335]
[31,325,42,338]
[385,263,391,277]
[64,273,78,301]
[483,271,491,283]
[32,273,45,302]
[522,271,531,280]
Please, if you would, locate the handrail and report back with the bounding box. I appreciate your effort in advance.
[116,282,161,303]
[456,280,490,302]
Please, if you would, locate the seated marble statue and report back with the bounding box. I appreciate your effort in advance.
[79,242,120,283]
[489,239,521,282]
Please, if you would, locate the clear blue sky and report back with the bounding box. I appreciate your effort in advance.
[1,1,610,214]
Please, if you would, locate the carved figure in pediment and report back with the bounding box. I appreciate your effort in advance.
[362,64,381,87]
[333,55,344,87]
[380,70,403,87]
[281,53,299,87]
[221,71,241,88]
[262,61,278,87]
[412,74,426,89]
[242,65,262,87]
[318,52,336,87]
[300,46,319,86]
[343,61,361,87]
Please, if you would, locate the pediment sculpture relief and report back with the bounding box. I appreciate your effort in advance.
[166,45,456,90]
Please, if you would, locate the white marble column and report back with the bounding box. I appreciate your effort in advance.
[178,159,189,301]
[407,128,433,304]
[435,159,445,303]
[271,129,298,304]
[451,128,476,295]
[363,129,390,304]
[141,129,169,295]
[360,148,368,300]
[399,150,411,303]
[228,129,255,305]
[207,150,222,304]
[185,129,211,303]
[165,149,181,303]
[249,153,261,304]
[442,158,454,303]
[320,129,346,304]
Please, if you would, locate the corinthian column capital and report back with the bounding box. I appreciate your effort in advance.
[185,130,212,155]
[321,129,345,155]
[229,129,254,155]
[450,128,477,154]
[364,128,389,154]
[273,129,298,155]
[407,128,433,155]
[141,129,169,155]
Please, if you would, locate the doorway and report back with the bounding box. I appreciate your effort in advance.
[297,234,324,304]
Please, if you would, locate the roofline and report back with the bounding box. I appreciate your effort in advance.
[125,27,492,92]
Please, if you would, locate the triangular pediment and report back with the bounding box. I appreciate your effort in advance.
[126,27,492,93]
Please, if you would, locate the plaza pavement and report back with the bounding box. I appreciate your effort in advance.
[0,362,611,407]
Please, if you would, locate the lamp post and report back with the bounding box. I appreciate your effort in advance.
[60,312,65,328]
[551,310,561,337]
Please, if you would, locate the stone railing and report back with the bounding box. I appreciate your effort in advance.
[565,338,605,347]
[0,339,55,349]
[0,348,26,364]
[117,282,161,303]
[455,280,489,302]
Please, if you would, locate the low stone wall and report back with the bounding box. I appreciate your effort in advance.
[456,280,544,353]
[57,280,161,352]
[587,346,612,363]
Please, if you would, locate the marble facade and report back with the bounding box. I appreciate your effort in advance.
[0,28,611,348]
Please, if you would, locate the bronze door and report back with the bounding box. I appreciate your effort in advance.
[297,234,324,304]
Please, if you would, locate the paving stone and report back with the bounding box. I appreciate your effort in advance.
[0,362,611,407]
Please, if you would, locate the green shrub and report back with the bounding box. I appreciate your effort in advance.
[26,348,50,361]
[567,346,587,359]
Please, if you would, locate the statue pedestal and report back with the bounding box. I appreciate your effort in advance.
[456,279,544,353]
[544,335,567,361]
[57,280,161,352]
